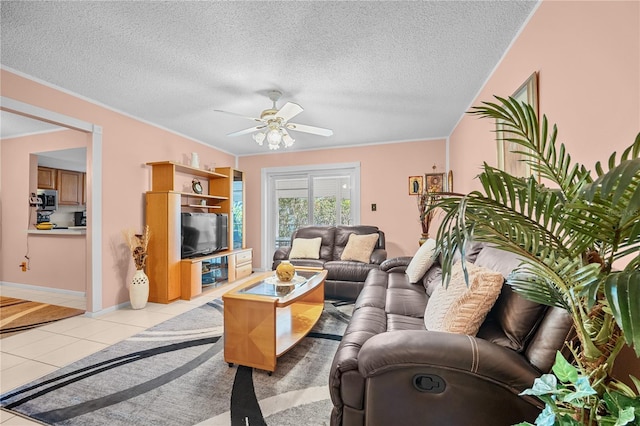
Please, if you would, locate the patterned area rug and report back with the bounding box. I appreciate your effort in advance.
[0,296,85,338]
[0,299,353,425]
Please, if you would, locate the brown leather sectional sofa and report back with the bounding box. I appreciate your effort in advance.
[329,243,573,426]
[273,225,387,300]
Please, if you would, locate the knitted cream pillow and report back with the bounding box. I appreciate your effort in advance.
[341,233,379,263]
[405,238,437,283]
[424,261,504,335]
[289,237,322,259]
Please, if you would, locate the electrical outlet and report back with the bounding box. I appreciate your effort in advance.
[20,262,27,272]
[371,203,377,211]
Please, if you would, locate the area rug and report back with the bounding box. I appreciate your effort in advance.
[0,296,85,338]
[0,299,353,425]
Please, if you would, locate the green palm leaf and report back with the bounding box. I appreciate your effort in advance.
[604,271,640,357]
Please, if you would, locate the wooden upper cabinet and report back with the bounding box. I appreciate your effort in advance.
[82,172,87,205]
[38,167,57,189]
[57,169,83,205]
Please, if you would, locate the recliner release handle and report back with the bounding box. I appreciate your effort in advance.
[412,374,446,393]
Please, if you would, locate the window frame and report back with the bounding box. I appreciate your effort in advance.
[260,162,361,270]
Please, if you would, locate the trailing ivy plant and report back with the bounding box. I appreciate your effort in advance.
[427,96,640,425]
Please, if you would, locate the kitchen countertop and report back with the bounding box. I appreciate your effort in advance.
[27,226,86,235]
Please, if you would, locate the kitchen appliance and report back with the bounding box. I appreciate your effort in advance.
[36,211,54,224]
[37,189,58,212]
[36,189,57,224]
[74,211,87,226]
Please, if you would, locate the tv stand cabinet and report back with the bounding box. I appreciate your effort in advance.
[145,161,251,303]
[180,248,252,300]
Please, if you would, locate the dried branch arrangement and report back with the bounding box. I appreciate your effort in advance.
[122,225,150,270]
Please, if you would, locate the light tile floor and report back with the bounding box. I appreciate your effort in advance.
[0,278,252,425]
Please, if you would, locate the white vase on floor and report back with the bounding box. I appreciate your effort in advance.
[130,269,149,309]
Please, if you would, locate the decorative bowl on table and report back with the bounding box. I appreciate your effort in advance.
[265,274,306,287]
[275,260,295,282]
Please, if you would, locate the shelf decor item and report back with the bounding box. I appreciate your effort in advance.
[192,178,203,194]
[123,225,151,309]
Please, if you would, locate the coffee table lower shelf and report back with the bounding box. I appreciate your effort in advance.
[222,269,325,373]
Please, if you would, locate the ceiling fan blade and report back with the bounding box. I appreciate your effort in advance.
[227,125,266,137]
[214,109,264,123]
[275,102,303,122]
[286,122,334,137]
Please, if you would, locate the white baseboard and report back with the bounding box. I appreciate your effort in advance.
[83,301,132,318]
[0,281,86,298]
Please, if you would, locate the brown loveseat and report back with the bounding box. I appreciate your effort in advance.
[329,243,573,426]
[272,225,387,300]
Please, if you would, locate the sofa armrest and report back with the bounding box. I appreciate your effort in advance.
[273,247,291,261]
[355,331,543,424]
[272,248,291,269]
[380,256,412,272]
[358,330,540,390]
[370,248,387,265]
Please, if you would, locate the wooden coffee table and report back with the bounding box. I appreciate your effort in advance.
[222,267,327,373]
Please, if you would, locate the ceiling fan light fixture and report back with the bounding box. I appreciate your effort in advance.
[267,128,282,145]
[268,138,281,150]
[216,90,331,151]
[282,133,295,147]
[253,132,266,145]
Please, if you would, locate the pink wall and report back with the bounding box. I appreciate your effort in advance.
[239,140,447,268]
[450,0,640,193]
[1,130,87,292]
[1,70,235,310]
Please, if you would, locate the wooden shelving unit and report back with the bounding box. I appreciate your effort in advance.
[145,161,251,303]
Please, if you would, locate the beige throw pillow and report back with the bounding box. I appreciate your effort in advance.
[289,237,322,259]
[424,261,504,335]
[406,238,437,283]
[340,233,379,263]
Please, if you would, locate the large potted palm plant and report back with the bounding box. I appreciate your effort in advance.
[428,96,639,425]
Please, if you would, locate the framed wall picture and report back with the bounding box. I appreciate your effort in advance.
[409,176,423,195]
[425,173,444,193]
[497,71,539,179]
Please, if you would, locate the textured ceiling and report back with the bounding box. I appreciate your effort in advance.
[0,1,538,156]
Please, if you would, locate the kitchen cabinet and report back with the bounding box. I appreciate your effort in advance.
[57,169,83,205]
[37,167,57,189]
[38,166,86,205]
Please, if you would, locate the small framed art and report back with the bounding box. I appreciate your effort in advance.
[408,176,424,195]
[425,173,444,193]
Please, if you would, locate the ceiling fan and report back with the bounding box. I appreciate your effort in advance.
[214,90,333,150]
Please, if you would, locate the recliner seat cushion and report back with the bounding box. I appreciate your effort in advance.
[325,261,379,282]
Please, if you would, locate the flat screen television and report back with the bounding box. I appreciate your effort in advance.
[181,212,228,259]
